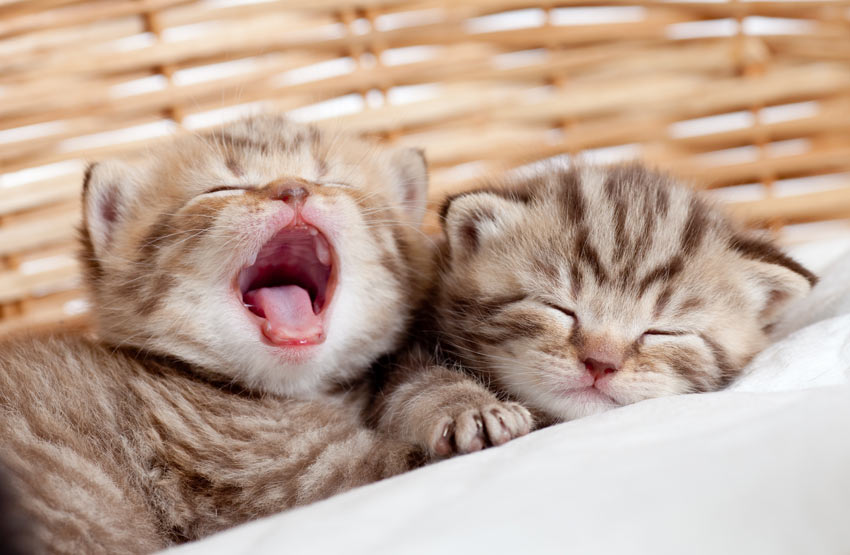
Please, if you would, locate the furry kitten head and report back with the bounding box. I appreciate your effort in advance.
[80,114,430,397]
[435,163,816,421]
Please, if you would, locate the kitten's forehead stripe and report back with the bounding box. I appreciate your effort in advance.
[680,198,709,256]
[569,262,584,296]
[653,284,674,317]
[611,196,629,264]
[217,133,270,155]
[533,257,560,281]
[603,171,619,200]
[558,170,586,225]
[634,213,656,264]
[603,173,629,264]
[573,226,609,284]
[654,182,670,217]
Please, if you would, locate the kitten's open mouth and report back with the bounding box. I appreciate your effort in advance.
[237,225,336,346]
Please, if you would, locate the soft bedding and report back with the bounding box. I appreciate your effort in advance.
[166,242,850,555]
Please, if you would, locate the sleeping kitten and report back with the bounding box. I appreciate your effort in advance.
[0,115,444,552]
[371,163,816,456]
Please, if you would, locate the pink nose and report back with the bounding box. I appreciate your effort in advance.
[584,358,619,380]
[278,187,308,206]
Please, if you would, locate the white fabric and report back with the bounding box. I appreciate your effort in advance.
[166,245,850,555]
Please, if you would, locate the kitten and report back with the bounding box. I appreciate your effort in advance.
[0,114,440,552]
[372,163,816,455]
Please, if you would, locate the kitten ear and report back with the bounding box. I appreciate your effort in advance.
[81,159,139,260]
[441,191,525,258]
[388,147,429,224]
[733,236,817,325]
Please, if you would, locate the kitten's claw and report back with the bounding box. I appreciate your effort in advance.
[454,409,487,453]
[433,421,454,457]
[427,400,533,457]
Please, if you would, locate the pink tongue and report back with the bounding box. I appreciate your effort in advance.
[244,286,324,345]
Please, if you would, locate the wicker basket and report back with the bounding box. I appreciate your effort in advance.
[2,0,850,334]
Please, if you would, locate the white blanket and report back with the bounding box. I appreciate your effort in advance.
[167,245,850,555]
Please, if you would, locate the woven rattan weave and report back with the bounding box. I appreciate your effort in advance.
[2,0,850,333]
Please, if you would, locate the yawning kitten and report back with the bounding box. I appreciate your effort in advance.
[0,115,435,552]
[372,163,815,455]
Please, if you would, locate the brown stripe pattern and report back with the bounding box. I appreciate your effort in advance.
[4,114,438,551]
[418,162,814,425]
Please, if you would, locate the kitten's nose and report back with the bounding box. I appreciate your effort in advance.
[278,187,308,206]
[583,358,619,380]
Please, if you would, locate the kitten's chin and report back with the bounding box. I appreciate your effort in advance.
[542,387,621,421]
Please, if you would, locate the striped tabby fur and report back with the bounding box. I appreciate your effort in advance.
[372,163,815,454]
[0,115,433,553]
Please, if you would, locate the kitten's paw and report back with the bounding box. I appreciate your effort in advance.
[429,401,533,457]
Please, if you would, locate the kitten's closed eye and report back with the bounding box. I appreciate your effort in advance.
[640,329,691,346]
[180,186,247,211]
[202,186,246,195]
[642,329,686,337]
[542,302,577,322]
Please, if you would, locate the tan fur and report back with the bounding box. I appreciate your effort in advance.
[0,115,433,553]
[372,162,816,449]
[369,344,533,457]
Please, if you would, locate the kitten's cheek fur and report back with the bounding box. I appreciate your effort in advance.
[178,190,398,397]
[487,350,624,421]
[537,363,691,420]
